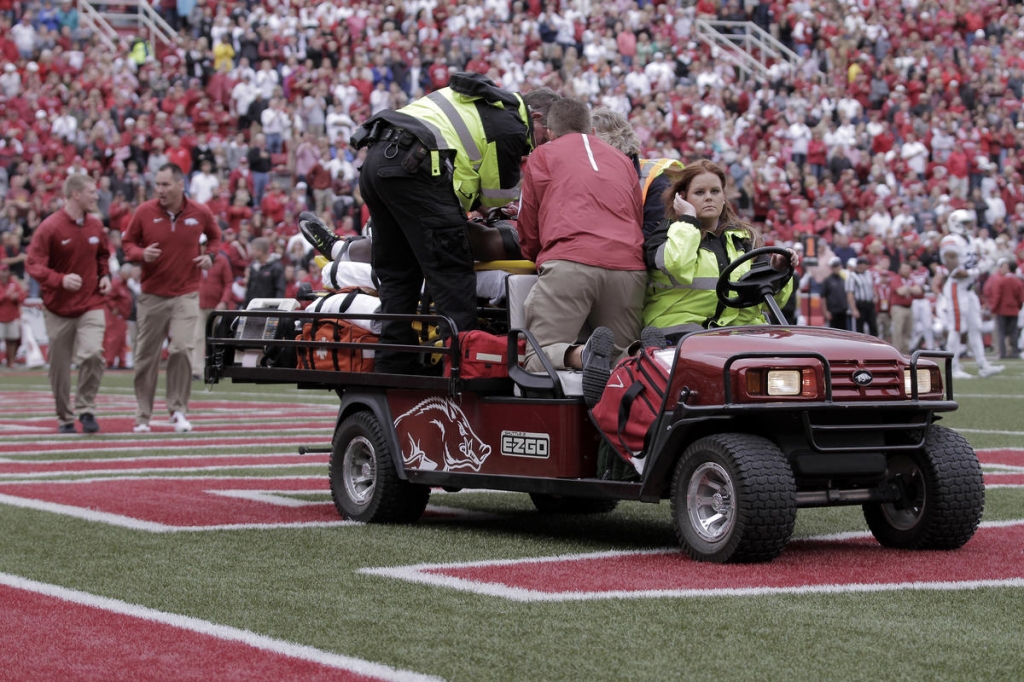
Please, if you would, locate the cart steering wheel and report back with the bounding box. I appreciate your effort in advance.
[716,246,795,310]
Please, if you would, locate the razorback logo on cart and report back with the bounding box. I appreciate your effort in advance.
[395,398,491,472]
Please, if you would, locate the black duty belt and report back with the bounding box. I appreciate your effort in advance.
[378,126,405,142]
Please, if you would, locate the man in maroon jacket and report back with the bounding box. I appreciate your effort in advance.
[26,174,112,434]
[122,163,221,433]
[984,258,1024,359]
[516,98,646,405]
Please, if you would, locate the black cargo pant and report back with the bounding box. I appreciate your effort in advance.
[853,300,878,337]
[359,134,478,374]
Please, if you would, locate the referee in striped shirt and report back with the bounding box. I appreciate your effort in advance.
[846,256,878,336]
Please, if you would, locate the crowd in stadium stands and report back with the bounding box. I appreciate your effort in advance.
[2,0,1024,369]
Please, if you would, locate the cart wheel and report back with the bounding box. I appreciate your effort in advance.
[863,425,984,550]
[529,493,619,515]
[330,411,430,523]
[671,433,796,563]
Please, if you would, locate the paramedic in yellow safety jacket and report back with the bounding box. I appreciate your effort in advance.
[351,73,547,375]
[644,159,799,340]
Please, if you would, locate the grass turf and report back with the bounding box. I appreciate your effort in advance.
[0,363,1022,681]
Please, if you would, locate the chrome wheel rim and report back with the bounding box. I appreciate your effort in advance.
[343,436,376,506]
[687,462,736,543]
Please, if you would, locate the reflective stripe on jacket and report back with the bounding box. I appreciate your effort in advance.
[399,87,530,212]
[638,158,684,204]
[643,220,793,331]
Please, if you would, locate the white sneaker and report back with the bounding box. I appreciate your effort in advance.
[132,423,151,433]
[979,364,1005,378]
[171,411,193,433]
[951,369,973,380]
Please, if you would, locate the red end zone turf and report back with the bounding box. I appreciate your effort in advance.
[0,576,438,682]
[365,523,1024,600]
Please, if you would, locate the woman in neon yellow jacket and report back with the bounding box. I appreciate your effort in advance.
[643,159,799,340]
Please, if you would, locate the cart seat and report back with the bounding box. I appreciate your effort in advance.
[506,274,584,398]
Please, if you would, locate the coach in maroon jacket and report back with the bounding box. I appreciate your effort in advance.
[26,174,112,434]
[122,163,221,433]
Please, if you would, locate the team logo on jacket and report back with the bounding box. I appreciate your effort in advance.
[185,218,199,226]
[852,369,874,386]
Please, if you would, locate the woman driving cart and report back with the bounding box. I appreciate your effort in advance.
[643,159,800,341]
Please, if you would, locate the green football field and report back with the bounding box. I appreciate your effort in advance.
[0,360,1021,681]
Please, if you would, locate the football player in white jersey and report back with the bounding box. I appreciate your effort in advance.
[938,209,1004,378]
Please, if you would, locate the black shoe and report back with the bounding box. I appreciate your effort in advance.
[628,326,668,355]
[298,211,340,258]
[641,326,668,350]
[581,326,615,408]
[58,422,77,434]
[79,412,100,434]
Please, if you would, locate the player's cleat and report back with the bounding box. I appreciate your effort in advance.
[978,364,1004,378]
[133,423,151,433]
[298,211,340,259]
[951,369,973,380]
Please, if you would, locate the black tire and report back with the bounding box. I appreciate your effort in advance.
[863,425,984,550]
[671,434,797,563]
[529,493,619,515]
[329,411,430,523]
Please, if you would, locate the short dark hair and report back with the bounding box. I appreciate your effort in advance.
[521,87,560,125]
[158,163,185,181]
[546,98,590,138]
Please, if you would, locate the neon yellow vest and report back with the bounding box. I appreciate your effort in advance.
[129,40,150,66]
[644,221,793,331]
[399,89,528,212]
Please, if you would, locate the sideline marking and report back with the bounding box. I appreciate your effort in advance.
[0,453,328,477]
[0,476,501,530]
[0,476,349,532]
[0,572,442,682]
[360,521,1024,602]
[207,489,330,507]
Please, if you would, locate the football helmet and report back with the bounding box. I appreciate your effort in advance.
[946,209,975,236]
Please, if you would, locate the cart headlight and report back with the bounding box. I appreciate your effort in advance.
[904,369,932,395]
[767,370,802,396]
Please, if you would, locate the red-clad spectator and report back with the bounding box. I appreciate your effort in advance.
[225,193,254,234]
[222,226,252,281]
[102,265,133,369]
[165,135,192,177]
[191,234,234,372]
[306,155,333,218]
[204,190,231,225]
[427,58,450,91]
[0,262,26,368]
[259,182,287,227]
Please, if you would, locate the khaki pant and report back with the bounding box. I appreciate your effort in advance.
[313,187,334,218]
[890,304,913,355]
[133,292,198,425]
[43,308,106,426]
[191,307,215,376]
[523,260,646,372]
